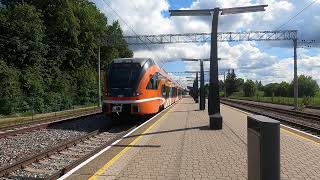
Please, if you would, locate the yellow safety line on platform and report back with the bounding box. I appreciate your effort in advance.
[88,107,174,180]
[222,104,319,145]
[281,128,319,145]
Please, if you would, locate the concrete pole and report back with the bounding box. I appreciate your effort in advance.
[98,45,101,108]
[293,39,298,110]
[195,72,199,103]
[208,8,223,130]
[224,71,227,98]
[200,60,205,110]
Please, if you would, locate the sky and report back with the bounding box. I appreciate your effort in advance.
[92,0,320,88]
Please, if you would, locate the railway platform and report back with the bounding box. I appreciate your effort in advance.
[61,97,320,180]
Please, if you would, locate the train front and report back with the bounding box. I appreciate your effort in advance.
[103,58,159,118]
[102,58,148,119]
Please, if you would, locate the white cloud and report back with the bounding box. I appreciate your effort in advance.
[94,0,320,85]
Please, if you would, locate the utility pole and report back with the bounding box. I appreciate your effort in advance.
[293,39,298,110]
[97,45,101,108]
[170,5,267,130]
[200,60,205,110]
[224,71,227,98]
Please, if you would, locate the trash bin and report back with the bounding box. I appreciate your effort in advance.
[247,115,280,180]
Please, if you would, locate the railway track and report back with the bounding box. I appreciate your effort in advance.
[221,98,320,136]
[1,126,133,179]
[0,111,136,179]
[0,105,166,180]
[0,108,100,139]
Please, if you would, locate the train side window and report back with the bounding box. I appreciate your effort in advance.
[162,84,166,97]
[146,73,159,90]
[166,86,170,98]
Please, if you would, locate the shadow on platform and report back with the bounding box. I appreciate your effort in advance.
[170,109,202,113]
[125,125,210,139]
[112,144,161,148]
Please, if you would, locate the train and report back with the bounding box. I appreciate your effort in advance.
[102,58,184,119]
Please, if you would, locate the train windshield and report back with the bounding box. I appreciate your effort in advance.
[107,63,141,95]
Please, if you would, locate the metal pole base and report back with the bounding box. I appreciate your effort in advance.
[209,113,223,130]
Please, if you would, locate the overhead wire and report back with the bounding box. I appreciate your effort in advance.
[272,0,319,31]
[231,0,318,82]
[126,0,167,68]
[126,0,177,75]
[100,0,165,66]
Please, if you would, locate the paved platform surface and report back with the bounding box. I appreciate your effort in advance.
[67,98,320,180]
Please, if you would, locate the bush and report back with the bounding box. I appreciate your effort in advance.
[0,60,22,114]
[243,80,256,97]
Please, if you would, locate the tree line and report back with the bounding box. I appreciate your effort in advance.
[220,70,319,98]
[0,0,132,115]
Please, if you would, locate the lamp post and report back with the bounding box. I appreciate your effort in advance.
[170,4,267,130]
[182,58,210,110]
[195,72,199,103]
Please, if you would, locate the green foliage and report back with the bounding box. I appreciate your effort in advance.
[0,60,22,114]
[243,80,256,97]
[225,69,237,96]
[0,1,132,115]
[219,80,224,92]
[0,4,47,69]
[263,83,279,97]
[230,91,244,98]
[255,80,263,91]
[236,78,245,92]
[289,75,319,97]
[277,81,289,97]
[74,66,97,105]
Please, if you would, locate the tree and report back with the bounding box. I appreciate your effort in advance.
[74,65,97,105]
[0,60,22,114]
[219,80,224,92]
[277,81,289,97]
[0,4,47,70]
[236,78,245,92]
[263,83,279,97]
[255,80,263,91]
[42,0,81,71]
[225,69,237,96]
[289,75,319,97]
[243,80,256,97]
[0,0,133,115]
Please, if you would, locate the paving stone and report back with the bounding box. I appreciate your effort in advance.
[69,98,320,180]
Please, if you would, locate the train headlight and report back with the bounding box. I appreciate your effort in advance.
[132,92,141,96]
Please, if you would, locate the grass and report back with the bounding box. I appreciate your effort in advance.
[0,104,99,129]
[228,95,320,107]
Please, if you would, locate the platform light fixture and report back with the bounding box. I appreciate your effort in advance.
[182,58,210,110]
[220,5,268,15]
[170,4,267,130]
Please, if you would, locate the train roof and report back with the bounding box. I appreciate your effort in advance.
[112,58,183,89]
[113,58,152,66]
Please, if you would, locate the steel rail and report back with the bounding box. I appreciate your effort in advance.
[46,128,133,179]
[0,130,101,177]
[221,98,320,135]
[0,109,101,138]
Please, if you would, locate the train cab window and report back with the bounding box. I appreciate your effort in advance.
[146,73,159,90]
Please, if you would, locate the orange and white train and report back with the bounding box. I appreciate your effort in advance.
[102,58,183,118]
